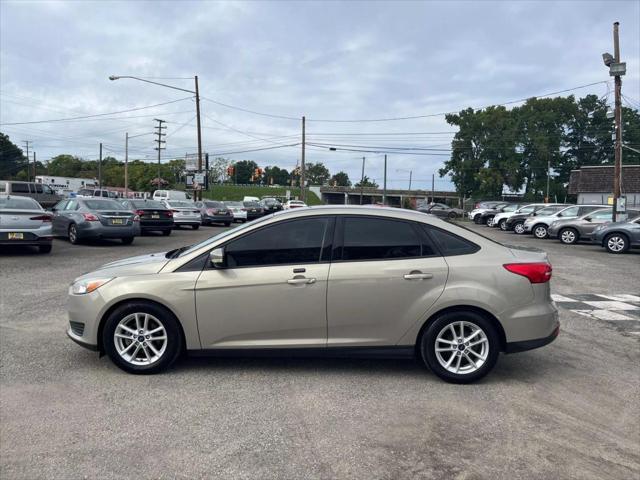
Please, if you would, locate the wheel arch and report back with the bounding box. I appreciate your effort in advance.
[414,305,507,356]
[602,230,629,246]
[96,298,187,356]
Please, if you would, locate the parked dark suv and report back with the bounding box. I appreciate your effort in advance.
[0,180,62,209]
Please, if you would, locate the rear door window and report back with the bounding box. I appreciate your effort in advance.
[10,183,30,193]
[340,217,428,261]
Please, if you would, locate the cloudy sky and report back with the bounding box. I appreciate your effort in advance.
[1,0,639,190]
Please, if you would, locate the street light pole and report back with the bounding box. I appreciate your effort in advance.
[360,156,365,205]
[125,132,129,197]
[194,75,204,201]
[300,116,306,202]
[382,154,387,205]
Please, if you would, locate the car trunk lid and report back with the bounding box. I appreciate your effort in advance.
[0,209,51,229]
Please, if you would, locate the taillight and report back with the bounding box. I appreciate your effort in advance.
[82,213,99,221]
[30,215,52,222]
[206,208,216,215]
[503,263,552,284]
[135,209,145,216]
[166,211,173,218]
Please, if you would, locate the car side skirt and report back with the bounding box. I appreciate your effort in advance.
[188,346,416,359]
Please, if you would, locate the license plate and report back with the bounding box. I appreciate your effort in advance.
[151,214,160,219]
[8,232,24,240]
[111,218,124,225]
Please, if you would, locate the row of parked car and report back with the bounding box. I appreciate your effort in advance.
[467,201,640,254]
[0,191,308,254]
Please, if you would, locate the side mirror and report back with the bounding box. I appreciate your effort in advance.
[584,216,592,222]
[209,247,226,268]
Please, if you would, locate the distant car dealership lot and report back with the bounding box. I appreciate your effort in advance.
[1,223,638,479]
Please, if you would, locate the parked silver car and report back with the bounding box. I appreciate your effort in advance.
[224,201,248,223]
[194,200,233,226]
[52,198,140,245]
[0,195,53,253]
[592,215,640,253]
[162,200,201,229]
[66,206,558,383]
[548,207,640,244]
[523,204,606,239]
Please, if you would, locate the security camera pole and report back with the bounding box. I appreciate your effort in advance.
[603,22,626,222]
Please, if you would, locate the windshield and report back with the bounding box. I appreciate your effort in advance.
[516,206,535,214]
[0,196,41,209]
[169,215,273,258]
[132,200,165,209]
[536,206,564,216]
[502,204,519,212]
[168,201,194,208]
[84,199,123,210]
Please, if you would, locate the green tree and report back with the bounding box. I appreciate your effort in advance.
[47,154,85,177]
[305,162,331,185]
[233,160,258,184]
[208,157,231,183]
[0,133,27,179]
[330,171,351,187]
[355,175,378,188]
[264,165,290,185]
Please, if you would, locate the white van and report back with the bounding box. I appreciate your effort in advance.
[153,190,191,202]
[243,196,260,202]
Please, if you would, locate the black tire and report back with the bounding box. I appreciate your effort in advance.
[532,224,548,239]
[162,229,172,236]
[224,222,231,227]
[559,227,579,245]
[484,215,494,225]
[121,236,134,245]
[420,311,500,384]
[174,225,181,229]
[473,215,482,224]
[39,244,52,254]
[192,224,199,230]
[604,232,629,254]
[68,223,80,245]
[498,219,508,231]
[447,212,456,219]
[102,301,183,374]
[513,222,525,234]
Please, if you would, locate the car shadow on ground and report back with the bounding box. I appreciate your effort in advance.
[0,245,44,256]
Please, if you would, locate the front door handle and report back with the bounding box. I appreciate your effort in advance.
[287,277,316,285]
[403,272,433,280]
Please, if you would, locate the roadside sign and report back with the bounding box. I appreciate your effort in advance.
[194,173,205,184]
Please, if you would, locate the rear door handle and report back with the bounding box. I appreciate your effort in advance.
[403,272,433,280]
[287,277,316,285]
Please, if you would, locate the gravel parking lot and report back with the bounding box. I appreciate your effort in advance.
[1,222,639,479]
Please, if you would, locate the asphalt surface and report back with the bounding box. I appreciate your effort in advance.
[1,221,639,479]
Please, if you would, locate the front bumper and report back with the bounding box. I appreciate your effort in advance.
[67,327,99,351]
[523,223,534,232]
[67,289,106,349]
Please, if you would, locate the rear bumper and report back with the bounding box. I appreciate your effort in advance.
[203,214,232,223]
[0,235,52,247]
[77,223,140,239]
[505,325,559,353]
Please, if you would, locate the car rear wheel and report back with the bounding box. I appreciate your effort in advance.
[224,222,231,227]
[513,222,525,234]
[68,223,80,244]
[192,224,199,230]
[484,215,494,225]
[121,236,134,245]
[559,228,579,245]
[473,215,482,224]
[38,244,52,254]
[447,211,456,219]
[162,229,171,236]
[605,233,629,253]
[103,302,183,374]
[533,224,548,239]
[420,311,499,384]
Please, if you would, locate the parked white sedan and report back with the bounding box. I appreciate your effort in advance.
[284,200,307,210]
[224,201,248,223]
[0,195,53,253]
[162,200,201,229]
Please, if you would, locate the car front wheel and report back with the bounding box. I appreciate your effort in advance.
[513,222,525,234]
[420,311,499,384]
[559,228,579,245]
[605,233,629,253]
[533,224,548,239]
[103,302,183,374]
[68,223,80,244]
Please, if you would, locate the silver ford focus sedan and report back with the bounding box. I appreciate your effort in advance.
[66,206,559,383]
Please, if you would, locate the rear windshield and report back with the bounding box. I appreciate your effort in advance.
[244,201,260,207]
[132,200,165,209]
[0,196,41,210]
[168,201,194,208]
[204,201,225,208]
[225,201,242,206]
[84,200,123,210]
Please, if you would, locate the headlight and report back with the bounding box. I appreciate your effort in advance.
[70,278,113,295]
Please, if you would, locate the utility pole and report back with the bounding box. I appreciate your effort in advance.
[33,152,36,181]
[359,156,366,205]
[300,116,306,202]
[382,154,387,205]
[22,141,31,181]
[98,143,102,189]
[154,119,167,191]
[195,75,203,201]
[431,173,435,204]
[409,171,412,191]
[612,22,623,222]
[125,132,129,198]
[545,159,551,203]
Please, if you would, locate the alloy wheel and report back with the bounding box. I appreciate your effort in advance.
[499,220,507,231]
[434,321,489,375]
[606,235,626,253]
[69,224,77,244]
[514,223,525,234]
[534,225,548,239]
[560,229,577,244]
[114,313,167,366]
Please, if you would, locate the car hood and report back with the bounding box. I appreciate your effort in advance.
[82,252,170,278]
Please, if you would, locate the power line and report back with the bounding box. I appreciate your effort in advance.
[0,97,193,126]
[209,143,300,156]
